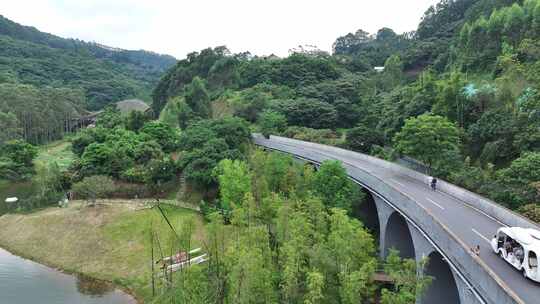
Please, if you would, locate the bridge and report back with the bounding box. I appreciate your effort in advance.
[253,134,540,304]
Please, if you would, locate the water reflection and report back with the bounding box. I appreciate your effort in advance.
[76,274,115,297]
[0,247,136,304]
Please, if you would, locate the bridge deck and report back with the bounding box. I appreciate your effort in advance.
[256,135,540,304]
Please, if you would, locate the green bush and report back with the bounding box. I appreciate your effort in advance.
[258,110,287,138]
[518,204,540,223]
[0,140,37,180]
[345,126,384,154]
[1,140,37,167]
[140,121,179,152]
[71,175,116,204]
[283,126,343,146]
[120,166,147,183]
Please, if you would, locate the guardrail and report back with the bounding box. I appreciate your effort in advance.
[253,134,525,304]
[262,135,539,230]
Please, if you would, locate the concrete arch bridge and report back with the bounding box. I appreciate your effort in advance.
[253,134,540,304]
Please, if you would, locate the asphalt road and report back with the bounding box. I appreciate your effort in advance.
[254,135,540,304]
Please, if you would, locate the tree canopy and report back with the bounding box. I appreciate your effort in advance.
[0,15,175,111]
[394,114,461,172]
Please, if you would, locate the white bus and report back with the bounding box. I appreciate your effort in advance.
[491,227,540,282]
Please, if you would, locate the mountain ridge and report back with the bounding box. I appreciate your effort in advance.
[0,14,176,110]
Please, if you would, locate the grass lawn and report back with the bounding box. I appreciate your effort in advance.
[0,201,206,303]
[34,139,75,170]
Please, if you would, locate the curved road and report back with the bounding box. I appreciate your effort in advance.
[254,135,540,304]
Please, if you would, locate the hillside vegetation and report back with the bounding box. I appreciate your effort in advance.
[0,15,176,110]
[0,15,176,146]
[152,0,540,220]
[0,202,204,302]
[1,1,539,303]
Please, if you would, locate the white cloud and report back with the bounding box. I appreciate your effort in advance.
[2,0,440,59]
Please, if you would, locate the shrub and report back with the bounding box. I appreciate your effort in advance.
[140,121,179,152]
[518,204,540,223]
[283,126,343,146]
[0,140,37,167]
[281,98,338,129]
[258,110,287,138]
[71,175,116,205]
[346,126,384,154]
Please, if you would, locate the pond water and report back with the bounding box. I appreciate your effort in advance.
[0,247,136,304]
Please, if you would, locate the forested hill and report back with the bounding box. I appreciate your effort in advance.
[332,0,519,72]
[152,0,540,221]
[0,15,176,110]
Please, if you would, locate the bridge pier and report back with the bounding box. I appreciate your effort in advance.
[408,220,480,304]
[372,196,394,259]
[409,225,434,264]
[454,273,483,304]
[372,195,473,304]
[253,136,524,304]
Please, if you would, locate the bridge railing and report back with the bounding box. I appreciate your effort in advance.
[253,134,527,304]
[260,135,539,230]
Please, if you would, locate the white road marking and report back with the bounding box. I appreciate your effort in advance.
[436,191,509,228]
[426,198,445,210]
[472,228,491,244]
[392,180,407,188]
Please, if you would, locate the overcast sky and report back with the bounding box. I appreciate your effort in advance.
[2,0,440,59]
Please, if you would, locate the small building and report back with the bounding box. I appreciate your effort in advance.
[374,66,385,73]
[115,99,151,115]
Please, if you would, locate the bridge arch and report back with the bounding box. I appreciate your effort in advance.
[353,189,380,239]
[253,135,540,304]
[384,212,415,259]
[422,251,461,304]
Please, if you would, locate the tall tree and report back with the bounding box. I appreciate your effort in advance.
[185,76,212,119]
[225,226,276,304]
[312,160,359,212]
[215,159,252,210]
[394,114,461,173]
[258,110,287,138]
[503,3,526,46]
[281,98,338,129]
[383,55,404,88]
[304,271,325,304]
[381,250,431,304]
[0,111,22,144]
[326,209,377,303]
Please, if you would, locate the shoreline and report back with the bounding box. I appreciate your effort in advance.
[0,243,142,304]
[0,201,205,304]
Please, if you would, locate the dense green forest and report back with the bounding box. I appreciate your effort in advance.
[1,0,540,303]
[154,155,430,304]
[12,0,540,228]
[0,15,176,146]
[0,15,176,110]
[150,0,539,219]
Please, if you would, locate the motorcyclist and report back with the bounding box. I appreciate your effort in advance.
[430,177,437,191]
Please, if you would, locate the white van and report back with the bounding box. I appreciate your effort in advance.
[491,227,540,282]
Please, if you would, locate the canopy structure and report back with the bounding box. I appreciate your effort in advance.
[499,227,540,253]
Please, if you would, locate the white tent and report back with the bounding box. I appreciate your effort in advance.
[5,197,18,203]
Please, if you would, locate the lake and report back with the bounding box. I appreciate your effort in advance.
[0,247,136,304]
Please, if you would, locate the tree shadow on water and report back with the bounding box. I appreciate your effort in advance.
[76,274,115,297]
